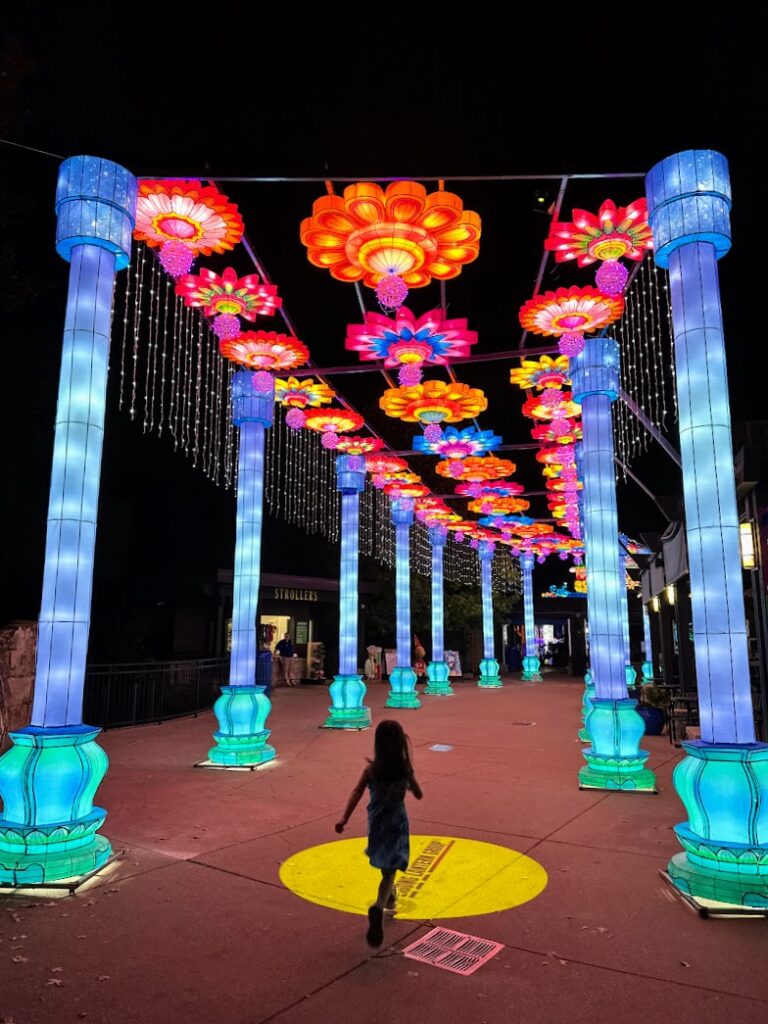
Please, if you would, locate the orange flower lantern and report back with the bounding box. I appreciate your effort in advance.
[380,379,487,425]
[437,455,515,483]
[300,181,481,310]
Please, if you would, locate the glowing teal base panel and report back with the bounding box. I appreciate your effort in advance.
[641,661,654,684]
[386,667,421,708]
[324,675,372,729]
[625,664,638,687]
[208,685,276,766]
[0,725,111,885]
[579,698,657,792]
[521,655,542,683]
[478,658,502,688]
[667,741,768,908]
[424,661,453,696]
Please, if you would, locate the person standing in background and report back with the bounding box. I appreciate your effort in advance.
[276,632,296,686]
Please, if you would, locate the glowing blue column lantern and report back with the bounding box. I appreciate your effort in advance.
[207,371,276,766]
[641,604,654,682]
[647,150,768,905]
[425,526,452,696]
[478,541,502,687]
[575,441,594,741]
[520,553,542,682]
[386,498,421,708]
[0,157,136,884]
[619,552,637,687]
[325,455,371,728]
[571,336,655,792]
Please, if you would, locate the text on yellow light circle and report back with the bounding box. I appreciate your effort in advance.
[279,834,548,920]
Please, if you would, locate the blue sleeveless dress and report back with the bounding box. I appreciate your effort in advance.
[365,775,410,872]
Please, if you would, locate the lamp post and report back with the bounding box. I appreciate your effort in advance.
[641,603,654,682]
[425,526,452,695]
[478,541,502,687]
[620,552,638,687]
[386,498,420,708]
[207,371,276,766]
[325,455,371,727]
[520,552,542,682]
[647,149,768,905]
[0,156,136,884]
[571,336,655,792]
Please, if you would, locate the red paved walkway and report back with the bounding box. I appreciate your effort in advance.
[2,674,768,1023]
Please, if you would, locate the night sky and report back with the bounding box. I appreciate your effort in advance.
[1,15,763,644]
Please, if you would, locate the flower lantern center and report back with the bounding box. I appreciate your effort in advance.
[154,212,202,242]
[555,313,589,330]
[589,234,632,262]
[214,297,245,315]
[443,441,474,458]
[347,223,434,278]
[415,403,452,424]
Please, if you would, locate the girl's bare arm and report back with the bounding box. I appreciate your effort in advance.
[409,774,423,800]
[335,769,369,832]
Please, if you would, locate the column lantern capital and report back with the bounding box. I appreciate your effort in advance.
[55,155,137,269]
[571,336,620,404]
[335,454,366,494]
[231,371,274,427]
[646,149,731,268]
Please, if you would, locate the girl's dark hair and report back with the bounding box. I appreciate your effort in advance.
[369,719,413,782]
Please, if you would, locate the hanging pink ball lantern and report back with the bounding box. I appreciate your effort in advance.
[376,271,409,312]
[398,363,423,386]
[321,431,340,450]
[158,240,195,278]
[550,416,571,437]
[453,532,465,543]
[596,260,629,297]
[537,554,547,564]
[253,370,273,393]
[423,423,442,443]
[470,538,479,550]
[448,459,465,479]
[480,500,493,514]
[285,408,307,430]
[558,331,585,358]
[559,551,569,561]
[372,473,387,488]
[213,313,241,340]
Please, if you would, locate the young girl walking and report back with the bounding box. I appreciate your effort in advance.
[335,719,423,947]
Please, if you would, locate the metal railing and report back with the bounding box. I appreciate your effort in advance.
[83,657,228,729]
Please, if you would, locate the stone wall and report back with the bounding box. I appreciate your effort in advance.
[0,621,36,748]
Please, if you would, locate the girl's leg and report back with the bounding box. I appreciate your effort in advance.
[375,870,397,909]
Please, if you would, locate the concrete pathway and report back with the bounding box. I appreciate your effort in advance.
[2,674,768,1023]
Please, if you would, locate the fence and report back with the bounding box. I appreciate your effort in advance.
[83,657,229,729]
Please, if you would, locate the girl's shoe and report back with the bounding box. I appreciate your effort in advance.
[366,905,384,947]
[383,894,397,916]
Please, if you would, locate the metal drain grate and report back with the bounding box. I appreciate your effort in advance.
[402,927,504,976]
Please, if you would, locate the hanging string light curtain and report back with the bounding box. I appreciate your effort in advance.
[612,259,677,474]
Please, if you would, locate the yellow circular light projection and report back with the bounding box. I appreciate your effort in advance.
[279,834,547,920]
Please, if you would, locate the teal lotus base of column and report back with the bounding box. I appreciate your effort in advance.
[521,655,542,682]
[641,662,654,684]
[208,685,276,766]
[424,661,453,696]
[386,667,421,708]
[579,680,596,743]
[625,664,638,687]
[579,698,657,792]
[478,658,502,688]
[0,725,111,885]
[324,675,372,729]
[666,742,768,908]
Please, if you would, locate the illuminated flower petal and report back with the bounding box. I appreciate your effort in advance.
[519,286,624,338]
[545,198,653,267]
[304,409,365,435]
[380,380,487,424]
[135,180,243,255]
